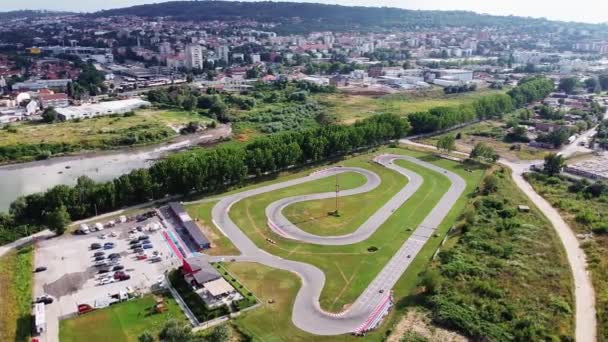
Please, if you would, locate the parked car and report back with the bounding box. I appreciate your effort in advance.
[98,268,110,274]
[142,244,153,249]
[98,234,107,240]
[34,266,47,273]
[34,295,53,305]
[103,244,115,250]
[138,235,150,241]
[104,242,115,247]
[149,256,162,263]
[118,274,131,281]
[93,251,105,257]
[134,248,144,254]
[90,243,102,250]
[130,244,141,250]
[136,254,148,260]
[94,261,107,268]
[112,265,124,271]
[98,278,114,286]
[129,239,139,245]
[94,256,105,261]
[109,231,118,237]
[77,304,94,315]
[108,253,121,259]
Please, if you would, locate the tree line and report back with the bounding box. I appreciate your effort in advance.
[7,113,409,233]
[408,77,554,135]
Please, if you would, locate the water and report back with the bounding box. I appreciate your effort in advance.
[0,125,229,213]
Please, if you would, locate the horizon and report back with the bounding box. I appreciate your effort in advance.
[2,0,608,25]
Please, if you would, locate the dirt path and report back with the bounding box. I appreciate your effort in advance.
[400,138,597,342]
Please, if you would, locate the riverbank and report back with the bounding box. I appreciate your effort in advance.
[0,124,231,212]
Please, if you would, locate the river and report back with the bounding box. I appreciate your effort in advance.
[0,125,231,212]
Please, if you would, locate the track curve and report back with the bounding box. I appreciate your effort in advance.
[210,154,466,335]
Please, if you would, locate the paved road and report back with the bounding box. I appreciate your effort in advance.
[210,154,466,335]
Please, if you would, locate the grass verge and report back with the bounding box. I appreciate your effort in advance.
[0,246,33,342]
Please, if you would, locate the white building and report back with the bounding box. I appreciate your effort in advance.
[250,54,261,63]
[433,69,474,82]
[185,44,204,70]
[216,45,230,63]
[55,99,150,121]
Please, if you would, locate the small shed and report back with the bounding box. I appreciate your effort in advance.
[517,205,530,212]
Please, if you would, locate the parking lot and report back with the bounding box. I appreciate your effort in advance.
[33,214,180,342]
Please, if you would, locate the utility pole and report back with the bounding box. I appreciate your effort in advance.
[334,173,340,216]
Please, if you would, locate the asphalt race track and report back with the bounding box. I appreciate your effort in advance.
[210,154,466,335]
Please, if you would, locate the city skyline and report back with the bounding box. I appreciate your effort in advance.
[3,0,608,25]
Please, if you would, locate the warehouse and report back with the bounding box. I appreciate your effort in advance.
[168,202,211,250]
[55,98,150,121]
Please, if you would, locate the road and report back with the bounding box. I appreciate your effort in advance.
[400,138,597,342]
[210,154,466,335]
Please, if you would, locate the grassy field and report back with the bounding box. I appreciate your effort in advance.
[419,168,574,340]
[0,109,213,163]
[186,201,241,256]
[279,172,374,236]
[419,120,551,161]
[527,173,608,340]
[59,293,187,342]
[188,148,484,313]
[317,88,505,124]
[0,246,34,342]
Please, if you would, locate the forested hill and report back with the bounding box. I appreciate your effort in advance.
[91,1,598,34]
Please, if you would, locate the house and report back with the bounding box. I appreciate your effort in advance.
[26,100,39,115]
[168,202,211,250]
[182,256,221,286]
[39,93,69,108]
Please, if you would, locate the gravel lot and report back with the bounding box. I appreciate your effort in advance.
[33,216,179,342]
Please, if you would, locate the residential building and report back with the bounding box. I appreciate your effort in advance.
[39,93,69,108]
[185,44,204,70]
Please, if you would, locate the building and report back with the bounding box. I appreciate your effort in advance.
[181,256,240,308]
[432,69,474,82]
[55,98,150,121]
[11,79,70,91]
[33,302,45,334]
[39,93,69,108]
[182,256,221,286]
[168,202,211,250]
[185,44,204,70]
[250,54,261,63]
[216,45,230,63]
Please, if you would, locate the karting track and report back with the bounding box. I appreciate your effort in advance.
[210,154,466,335]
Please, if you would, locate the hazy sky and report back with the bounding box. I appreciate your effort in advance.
[3,0,608,24]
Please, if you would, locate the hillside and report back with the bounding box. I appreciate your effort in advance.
[92,1,601,34]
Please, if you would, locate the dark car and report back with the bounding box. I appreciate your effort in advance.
[138,235,150,241]
[93,252,105,257]
[130,244,142,250]
[113,271,125,279]
[108,253,121,259]
[119,274,131,281]
[90,243,102,250]
[112,265,124,271]
[34,266,47,273]
[34,295,53,305]
[142,244,153,249]
[134,248,144,254]
[129,239,139,245]
[98,268,110,274]
[94,256,105,261]
[136,225,144,231]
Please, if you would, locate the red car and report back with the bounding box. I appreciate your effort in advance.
[77,304,94,315]
[136,254,147,260]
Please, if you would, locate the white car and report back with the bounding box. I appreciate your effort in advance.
[110,231,118,238]
[98,234,107,240]
[98,278,115,286]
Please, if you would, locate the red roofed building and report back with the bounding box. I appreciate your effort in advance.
[39,93,69,108]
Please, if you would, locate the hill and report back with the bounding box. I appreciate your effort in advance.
[92,1,602,34]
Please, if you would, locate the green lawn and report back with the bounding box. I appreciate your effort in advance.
[317,88,505,124]
[59,294,187,342]
[186,201,241,256]
[188,148,484,313]
[282,172,405,236]
[0,246,33,342]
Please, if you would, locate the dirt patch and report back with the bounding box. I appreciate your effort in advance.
[388,309,469,342]
[43,270,92,299]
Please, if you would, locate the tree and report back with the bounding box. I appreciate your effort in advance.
[420,269,442,294]
[138,332,155,342]
[599,74,608,91]
[42,107,59,123]
[543,153,565,176]
[584,77,600,93]
[44,205,71,234]
[470,143,498,163]
[436,135,456,153]
[207,325,231,342]
[481,174,499,194]
[558,77,580,94]
[158,320,193,342]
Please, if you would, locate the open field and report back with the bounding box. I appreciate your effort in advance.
[278,172,374,236]
[186,148,484,313]
[418,120,551,161]
[317,88,506,124]
[59,293,186,342]
[0,109,213,163]
[186,201,241,256]
[0,246,33,342]
[527,172,608,340]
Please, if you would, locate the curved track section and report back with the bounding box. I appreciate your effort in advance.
[210,154,466,335]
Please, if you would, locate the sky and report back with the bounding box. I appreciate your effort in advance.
[3,0,608,24]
